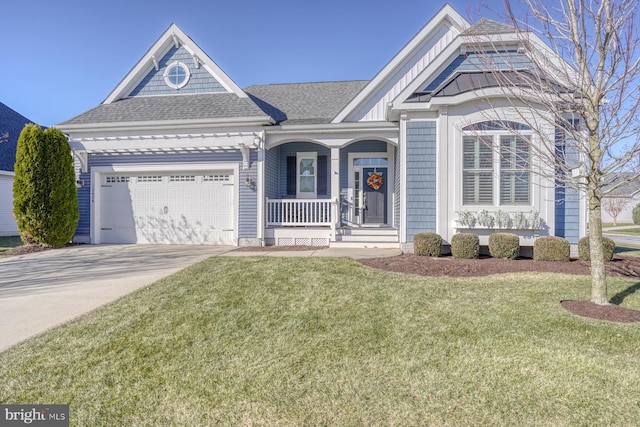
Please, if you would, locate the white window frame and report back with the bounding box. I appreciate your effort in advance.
[296,152,317,199]
[164,61,191,89]
[461,128,532,207]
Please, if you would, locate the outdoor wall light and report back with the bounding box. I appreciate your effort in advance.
[244,177,256,190]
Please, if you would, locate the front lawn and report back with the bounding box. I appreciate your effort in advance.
[1,257,639,426]
[606,227,640,235]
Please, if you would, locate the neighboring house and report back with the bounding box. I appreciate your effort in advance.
[601,173,640,224]
[58,5,586,250]
[0,102,35,236]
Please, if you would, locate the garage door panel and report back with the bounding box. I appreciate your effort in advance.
[100,172,235,245]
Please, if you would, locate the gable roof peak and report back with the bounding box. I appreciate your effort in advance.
[103,23,248,104]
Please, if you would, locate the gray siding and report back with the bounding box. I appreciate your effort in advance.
[339,140,388,189]
[277,142,330,198]
[265,146,279,199]
[129,45,226,97]
[79,151,256,241]
[405,121,437,240]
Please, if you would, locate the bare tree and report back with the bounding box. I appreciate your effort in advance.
[465,0,640,305]
[602,196,630,226]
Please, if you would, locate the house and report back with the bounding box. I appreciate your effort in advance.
[58,5,586,250]
[601,173,640,225]
[0,102,36,236]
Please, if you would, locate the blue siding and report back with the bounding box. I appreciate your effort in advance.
[406,121,437,240]
[276,142,330,198]
[265,146,279,199]
[80,151,257,241]
[128,45,226,97]
[339,140,388,190]
[555,126,580,243]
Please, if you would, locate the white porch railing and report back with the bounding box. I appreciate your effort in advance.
[266,198,333,226]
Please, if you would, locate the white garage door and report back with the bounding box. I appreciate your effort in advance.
[100,171,234,245]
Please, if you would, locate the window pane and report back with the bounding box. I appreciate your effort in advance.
[300,159,315,176]
[500,136,530,205]
[299,176,315,193]
[463,136,493,205]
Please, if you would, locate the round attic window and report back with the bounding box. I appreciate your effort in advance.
[164,61,190,89]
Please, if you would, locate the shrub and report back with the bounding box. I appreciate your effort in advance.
[534,236,570,262]
[13,125,79,247]
[488,233,520,259]
[451,233,479,259]
[414,232,442,257]
[578,236,616,261]
[633,203,640,225]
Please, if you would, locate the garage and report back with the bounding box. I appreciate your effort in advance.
[98,170,235,245]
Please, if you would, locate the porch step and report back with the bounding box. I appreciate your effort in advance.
[332,227,399,247]
[329,241,400,249]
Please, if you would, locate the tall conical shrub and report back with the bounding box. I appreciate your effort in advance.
[13,124,78,247]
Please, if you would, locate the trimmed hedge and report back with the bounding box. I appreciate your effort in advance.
[578,236,616,261]
[488,233,520,259]
[633,203,640,225]
[451,233,480,259]
[414,232,442,257]
[534,236,570,262]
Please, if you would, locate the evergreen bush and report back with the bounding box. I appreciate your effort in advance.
[451,233,480,259]
[533,236,570,262]
[578,236,616,261]
[633,203,640,225]
[13,125,79,247]
[413,232,442,257]
[488,233,520,259]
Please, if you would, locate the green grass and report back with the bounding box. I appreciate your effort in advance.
[0,236,22,254]
[1,257,639,426]
[603,222,634,228]
[605,227,640,235]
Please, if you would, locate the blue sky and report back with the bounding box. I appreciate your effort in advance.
[3,0,501,127]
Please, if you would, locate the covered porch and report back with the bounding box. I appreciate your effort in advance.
[263,138,399,247]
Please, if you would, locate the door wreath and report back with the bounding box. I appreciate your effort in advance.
[367,172,383,190]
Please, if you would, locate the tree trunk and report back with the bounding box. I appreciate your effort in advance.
[588,186,609,305]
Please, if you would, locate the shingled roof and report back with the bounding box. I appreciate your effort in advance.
[0,102,37,172]
[245,81,369,125]
[462,18,518,36]
[59,93,271,126]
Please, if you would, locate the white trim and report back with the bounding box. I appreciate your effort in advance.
[163,61,191,89]
[332,4,469,123]
[296,152,317,199]
[399,114,408,243]
[0,170,15,177]
[347,152,392,226]
[91,162,239,245]
[104,24,247,104]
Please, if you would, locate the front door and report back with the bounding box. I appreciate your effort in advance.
[362,167,387,224]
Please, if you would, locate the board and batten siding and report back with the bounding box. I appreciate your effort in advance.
[405,121,437,241]
[0,173,18,236]
[77,151,257,242]
[347,22,457,122]
[128,45,226,97]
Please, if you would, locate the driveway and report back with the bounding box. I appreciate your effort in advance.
[0,244,233,352]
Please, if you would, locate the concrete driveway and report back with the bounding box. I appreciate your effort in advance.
[0,244,233,352]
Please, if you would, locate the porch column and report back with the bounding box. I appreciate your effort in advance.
[330,147,340,240]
